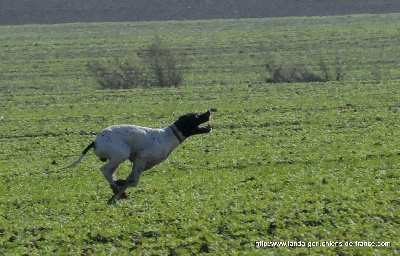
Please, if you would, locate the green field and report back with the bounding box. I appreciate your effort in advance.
[0,14,399,255]
[1,13,400,92]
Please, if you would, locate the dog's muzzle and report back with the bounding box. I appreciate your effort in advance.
[197,110,212,133]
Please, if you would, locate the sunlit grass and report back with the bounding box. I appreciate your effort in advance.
[0,82,399,254]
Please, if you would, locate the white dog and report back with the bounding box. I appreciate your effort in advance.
[60,110,212,204]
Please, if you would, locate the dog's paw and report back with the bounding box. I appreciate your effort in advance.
[107,192,130,205]
[120,192,130,199]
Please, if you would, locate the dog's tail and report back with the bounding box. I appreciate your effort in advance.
[58,142,95,171]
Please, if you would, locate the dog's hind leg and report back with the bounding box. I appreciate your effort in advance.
[100,151,129,190]
[107,158,146,204]
[101,159,134,205]
[100,161,122,193]
[95,139,130,193]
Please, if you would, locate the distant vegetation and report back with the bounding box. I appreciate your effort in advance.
[1,14,399,92]
[86,38,185,89]
[264,52,344,83]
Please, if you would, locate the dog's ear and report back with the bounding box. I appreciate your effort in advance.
[173,114,196,137]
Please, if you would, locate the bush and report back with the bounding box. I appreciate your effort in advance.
[265,53,344,83]
[265,63,327,83]
[144,38,184,87]
[87,38,184,89]
[86,58,147,89]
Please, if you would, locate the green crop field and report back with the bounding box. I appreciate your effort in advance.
[0,14,399,255]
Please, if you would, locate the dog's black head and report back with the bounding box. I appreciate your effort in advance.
[173,110,212,138]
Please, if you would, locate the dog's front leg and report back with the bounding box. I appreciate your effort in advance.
[126,158,146,187]
[107,159,146,204]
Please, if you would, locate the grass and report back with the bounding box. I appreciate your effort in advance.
[1,83,399,255]
[1,13,400,92]
[0,13,399,255]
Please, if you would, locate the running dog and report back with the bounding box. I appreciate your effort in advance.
[59,110,212,204]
